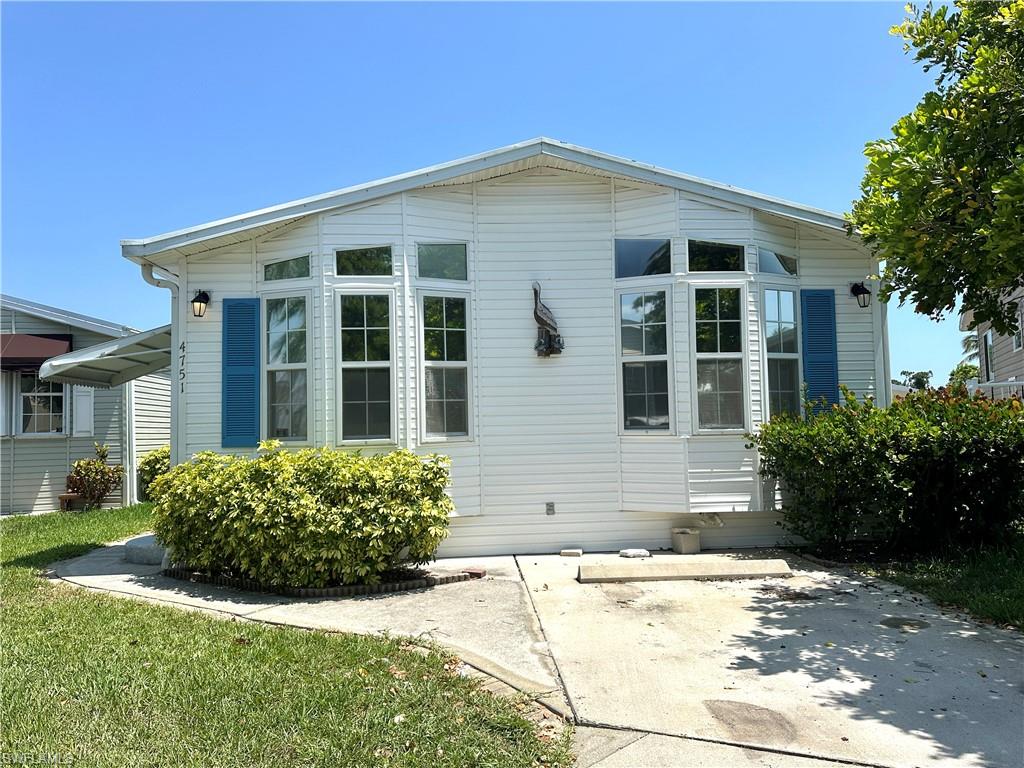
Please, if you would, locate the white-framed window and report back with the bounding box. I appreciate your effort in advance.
[420,292,471,439]
[617,288,672,432]
[418,243,468,282]
[337,290,395,443]
[1013,304,1023,352]
[983,329,995,381]
[763,287,801,418]
[336,246,393,277]
[693,285,746,431]
[262,293,311,442]
[17,373,65,435]
[614,239,672,280]
[757,247,798,276]
[688,240,745,273]
[263,254,311,282]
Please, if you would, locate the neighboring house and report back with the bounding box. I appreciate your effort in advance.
[0,294,170,514]
[961,288,1024,395]
[51,138,890,554]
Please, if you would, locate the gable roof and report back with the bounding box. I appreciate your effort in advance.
[0,293,135,338]
[121,137,851,263]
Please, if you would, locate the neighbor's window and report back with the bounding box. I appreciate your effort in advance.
[764,288,800,417]
[757,248,798,276]
[619,291,670,430]
[694,287,744,429]
[19,374,64,434]
[336,246,393,276]
[615,239,671,279]
[983,329,995,381]
[418,243,468,281]
[263,255,310,282]
[265,296,308,441]
[1014,305,1023,352]
[688,240,744,272]
[339,293,391,440]
[423,295,469,437]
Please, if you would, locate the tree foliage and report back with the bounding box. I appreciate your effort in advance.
[947,361,980,390]
[849,1,1024,334]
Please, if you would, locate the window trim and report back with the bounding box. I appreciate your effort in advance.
[15,372,68,438]
[688,281,749,434]
[982,329,995,381]
[260,290,314,446]
[1013,305,1023,352]
[686,239,749,275]
[334,244,396,278]
[612,238,674,282]
[259,253,313,286]
[615,285,676,436]
[416,289,474,443]
[334,287,398,446]
[761,284,802,420]
[415,241,471,283]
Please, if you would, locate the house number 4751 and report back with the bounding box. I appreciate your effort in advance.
[179,341,186,393]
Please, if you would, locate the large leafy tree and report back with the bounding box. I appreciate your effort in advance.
[850,1,1024,334]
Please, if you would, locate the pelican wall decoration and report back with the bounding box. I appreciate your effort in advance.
[532,282,564,357]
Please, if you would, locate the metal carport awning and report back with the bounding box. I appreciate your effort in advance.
[39,324,172,387]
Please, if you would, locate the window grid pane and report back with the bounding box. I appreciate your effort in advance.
[423,295,470,437]
[340,295,390,362]
[341,368,391,440]
[20,376,64,433]
[620,292,667,357]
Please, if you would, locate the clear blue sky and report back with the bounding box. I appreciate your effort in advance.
[1,2,964,383]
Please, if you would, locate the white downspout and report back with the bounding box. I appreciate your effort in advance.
[141,263,182,466]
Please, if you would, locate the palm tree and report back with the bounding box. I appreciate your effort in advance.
[961,332,979,362]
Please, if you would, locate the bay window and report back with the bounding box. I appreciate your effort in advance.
[694,287,745,430]
[619,290,671,430]
[339,293,393,441]
[422,294,469,437]
[763,288,800,418]
[264,295,309,441]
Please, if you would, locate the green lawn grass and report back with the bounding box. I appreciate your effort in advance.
[867,540,1024,629]
[0,506,571,767]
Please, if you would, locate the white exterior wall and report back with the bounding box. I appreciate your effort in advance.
[174,167,882,554]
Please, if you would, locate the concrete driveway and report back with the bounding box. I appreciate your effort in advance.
[56,543,1023,767]
[519,552,1024,768]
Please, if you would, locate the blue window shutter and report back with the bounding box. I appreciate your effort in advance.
[800,289,840,408]
[221,298,260,448]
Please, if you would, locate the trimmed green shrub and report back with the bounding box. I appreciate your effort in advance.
[750,388,1024,555]
[137,445,171,501]
[150,441,453,587]
[67,443,123,509]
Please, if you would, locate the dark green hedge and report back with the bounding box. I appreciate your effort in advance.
[749,389,1024,554]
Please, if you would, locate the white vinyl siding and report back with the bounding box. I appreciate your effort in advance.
[167,166,883,553]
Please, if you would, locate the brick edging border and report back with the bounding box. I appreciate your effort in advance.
[161,567,478,598]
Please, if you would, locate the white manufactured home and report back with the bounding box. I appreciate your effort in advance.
[1,295,170,513]
[53,139,890,554]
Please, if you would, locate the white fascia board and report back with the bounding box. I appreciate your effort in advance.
[119,137,851,262]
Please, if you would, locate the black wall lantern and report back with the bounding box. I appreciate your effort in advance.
[191,290,210,318]
[850,282,872,309]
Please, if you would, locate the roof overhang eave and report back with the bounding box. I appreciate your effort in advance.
[119,138,851,262]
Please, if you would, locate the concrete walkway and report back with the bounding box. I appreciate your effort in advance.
[54,544,1024,767]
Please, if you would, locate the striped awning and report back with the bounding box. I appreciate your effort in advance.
[39,325,171,387]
